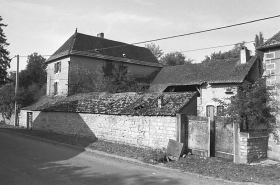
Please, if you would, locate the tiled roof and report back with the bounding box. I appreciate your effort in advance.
[25,92,196,116]
[257,31,280,51]
[150,56,258,90]
[46,32,161,67]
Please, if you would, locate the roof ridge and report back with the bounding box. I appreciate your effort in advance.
[69,31,78,53]
[75,32,149,50]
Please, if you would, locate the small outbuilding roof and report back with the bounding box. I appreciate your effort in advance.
[46,32,162,67]
[257,31,280,51]
[23,92,197,116]
[149,56,258,92]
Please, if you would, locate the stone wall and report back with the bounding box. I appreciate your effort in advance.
[235,131,268,164]
[187,116,210,156]
[19,110,177,149]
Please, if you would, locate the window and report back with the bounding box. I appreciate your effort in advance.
[217,106,224,116]
[54,82,58,95]
[54,62,61,73]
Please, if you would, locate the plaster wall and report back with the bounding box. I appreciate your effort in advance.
[46,57,70,96]
[198,83,238,116]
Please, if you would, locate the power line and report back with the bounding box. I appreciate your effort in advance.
[94,14,280,51]
[10,40,262,63]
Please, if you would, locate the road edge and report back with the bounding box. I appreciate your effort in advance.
[0,128,260,185]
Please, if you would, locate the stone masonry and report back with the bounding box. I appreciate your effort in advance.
[237,132,268,163]
[20,111,178,149]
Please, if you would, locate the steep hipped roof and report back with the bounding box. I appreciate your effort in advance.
[150,56,258,91]
[46,32,161,67]
[257,31,280,51]
[25,92,196,116]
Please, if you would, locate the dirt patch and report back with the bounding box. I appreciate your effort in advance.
[1,126,280,184]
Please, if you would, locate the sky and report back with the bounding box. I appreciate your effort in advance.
[1,0,280,72]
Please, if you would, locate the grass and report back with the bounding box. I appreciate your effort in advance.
[1,124,280,184]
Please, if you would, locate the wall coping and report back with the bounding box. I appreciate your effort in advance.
[240,131,269,138]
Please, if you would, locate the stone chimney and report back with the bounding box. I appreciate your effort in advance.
[240,46,250,64]
[158,96,163,109]
[97,32,104,38]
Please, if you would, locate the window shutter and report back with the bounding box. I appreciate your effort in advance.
[54,63,57,73]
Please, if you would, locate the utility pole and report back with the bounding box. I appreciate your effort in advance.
[14,55,19,126]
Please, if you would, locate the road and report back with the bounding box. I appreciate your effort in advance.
[0,130,232,185]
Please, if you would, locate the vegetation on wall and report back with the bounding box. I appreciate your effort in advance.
[215,78,279,140]
[68,63,150,95]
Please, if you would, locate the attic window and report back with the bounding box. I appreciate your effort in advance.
[225,87,233,94]
[134,104,145,110]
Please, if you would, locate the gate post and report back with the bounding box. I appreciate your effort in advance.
[176,114,187,153]
[233,121,240,163]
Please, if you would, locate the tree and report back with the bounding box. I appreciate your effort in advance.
[160,52,193,66]
[0,16,11,86]
[202,42,246,63]
[254,32,264,62]
[69,63,150,95]
[215,78,277,135]
[145,43,163,59]
[23,53,47,88]
[0,84,15,120]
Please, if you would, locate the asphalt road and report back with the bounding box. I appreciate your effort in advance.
[0,130,232,185]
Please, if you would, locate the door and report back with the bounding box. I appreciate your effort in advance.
[206,105,215,157]
[27,112,33,129]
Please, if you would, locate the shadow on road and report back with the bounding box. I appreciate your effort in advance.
[0,128,181,185]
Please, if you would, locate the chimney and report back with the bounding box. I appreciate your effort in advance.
[240,46,250,64]
[158,96,163,109]
[97,32,104,38]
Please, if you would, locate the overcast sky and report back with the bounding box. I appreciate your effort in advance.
[2,0,280,71]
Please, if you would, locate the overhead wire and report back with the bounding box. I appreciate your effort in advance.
[92,14,280,51]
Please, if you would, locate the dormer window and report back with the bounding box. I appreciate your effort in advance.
[54,62,61,74]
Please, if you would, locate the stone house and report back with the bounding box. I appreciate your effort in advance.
[257,31,280,161]
[45,30,162,96]
[149,47,262,116]
[19,92,197,149]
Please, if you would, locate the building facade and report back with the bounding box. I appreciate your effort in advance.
[46,31,162,96]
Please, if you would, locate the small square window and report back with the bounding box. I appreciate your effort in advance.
[217,106,224,116]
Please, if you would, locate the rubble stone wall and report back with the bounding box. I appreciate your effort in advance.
[238,132,268,163]
[19,110,177,149]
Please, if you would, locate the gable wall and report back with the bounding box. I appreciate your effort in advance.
[46,57,70,96]
[70,55,160,78]
[198,83,238,116]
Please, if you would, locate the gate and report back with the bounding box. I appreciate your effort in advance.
[27,112,33,129]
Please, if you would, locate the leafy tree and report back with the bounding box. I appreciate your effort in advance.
[160,52,193,66]
[254,32,264,62]
[202,42,246,63]
[0,16,11,86]
[215,78,277,135]
[0,84,15,120]
[20,53,47,88]
[145,43,164,59]
[69,63,149,95]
